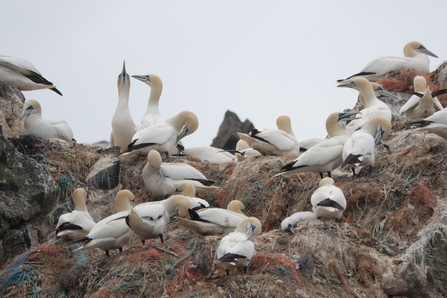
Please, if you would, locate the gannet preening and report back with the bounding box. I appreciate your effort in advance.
[176,146,236,165]
[176,200,247,235]
[399,76,446,120]
[0,54,62,95]
[135,194,192,222]
[235,139,262,158]
[20,99,74,141]
[174,182,210,210]
[217,217,262,276]
[69,190,135,257]
[280,211,317,233]
[125,204,169,245]
[337,41,438,83]
[53,188,95,241]
[110,61,137,152]
[237,115,301,156]
[132,74,164,131]
[342,116,392,175]
[337,78,392,133]
[142,150,219,198]
[408,108,447,139]
[275,112,358,178]
[124,111,199,156]
[311,178,346,220]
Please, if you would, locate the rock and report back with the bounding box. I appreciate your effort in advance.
[211,110,254,150]
[0,81,25,138]
[86,155,120,190]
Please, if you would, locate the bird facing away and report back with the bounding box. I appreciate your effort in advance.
[142,150,219,198]
[132,74,164,131]
[237,115,301,156]
[20,99,74,141]
[125,204,169,245]
[53,188,95,241]
[217,217,262,276]
[69,190,135,257]
[280,211,318,233]
[311,178,347,220]
[275,112,359,178]
[0,54,62,95]
[337,41,438,83]
[110,61,137,152]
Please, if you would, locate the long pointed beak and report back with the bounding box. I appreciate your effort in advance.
[121,61,127,75]
[337,81,356,89]
[286,224,295,234]
[131,75,149,82]
[376,87,399,100]
[418,45,438,58]
[338,112,361,122]
[246,223,257,238]
[176,125,190,142]
[20,106,34,120]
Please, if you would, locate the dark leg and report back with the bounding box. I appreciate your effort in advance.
[351,168,356,176]
[106,250,109,257]
[327,171,331,178]
[225,269,230,276]
[319,173,324,179]
[141,239,145,245]
[119,247,123,253]
[159,234,164,243]
[243,266,248,274]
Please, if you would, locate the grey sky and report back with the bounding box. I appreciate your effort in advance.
[1,1,445,147]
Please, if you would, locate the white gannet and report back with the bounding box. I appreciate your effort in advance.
[237,115,301,156]
[110,61,137,152]
[135,194,192,222]
[0,54,62,95]
[338,78,392,133]
[132,74,164,131]
[409,108,447,139]
[342,116,391,175]
[275,112,358,178]
[125,111,199,156]
[280,211,318,233]
[217,217,262,276]
[20,99,74,141]
[69,190,135,257]
[176,146,236,164]
[310,178,346,220]
[174,181,210,210]
[175,200,246,235]
[399,76,446,120]
[125,204,169,245]
[337,41,438,83]
[53,188,96,241]
[358,82,399,108]
[235,139,262,158]
[142,150,219,197]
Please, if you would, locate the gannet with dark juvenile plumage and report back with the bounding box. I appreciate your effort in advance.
[132,74,164,131]
[0,54,62,95]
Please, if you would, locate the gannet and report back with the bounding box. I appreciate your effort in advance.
[110,61,137,152]
[235,139,262,158]
[132,74,164,131]
[217,217,262,276]
[342,116,391,175]
[53,188,96,241]
[358,82,399,108]
[125,111,199,156]
[338,78,392,133]
[0,54,62,95]
[175,200,246,235]
[409,108,447,139]
[142,150,219,197]
[275,112,358,178]
[177,146,236,164]
[311,178,346,220]
[20,99,74,141]
[69,190,135,257]
[237,115,300,156]
[281,211,318,233]
[399,76,446,120]
[337,41,438,82]
[135,194,192,222]
[174,181,210,209]
[125,204,169,245]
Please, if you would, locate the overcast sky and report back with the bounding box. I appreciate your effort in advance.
[1,1,446,148]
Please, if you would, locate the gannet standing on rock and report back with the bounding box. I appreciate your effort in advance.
[124,111,199,156]
[0,54,62,95]
[125,204,169,245]
[132,74,164,131]
[20,99,74,141]
[311,178,346,220]
[275,112,358,178]
[337,41,438,83]
[281,211,318,233]
[217,217,262,276]
[142,150,219,198]
[53,188,96,241]
[237,115,301,156]
[110,61,136,152]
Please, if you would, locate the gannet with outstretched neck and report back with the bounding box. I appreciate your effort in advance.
[111,61,136,152]
[0,54,62,95]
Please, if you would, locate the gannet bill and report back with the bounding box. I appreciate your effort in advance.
[142,150,219,198]
[342,116,391,175]
[275,112,359,178]
[409,109,447,139]
[281,211,318,233]
[132,74,164,131]
[135,194,192,222]
[237,115,300,156]
[125,204,169,245]
[53,188,96,241]
[217,217,262,276]
[110,61,137,152]
[174,182,210,210]
[337,41,438,83]
[124,111,199,156]
[311,178,346,220]
[0,54,62,95]
[20,99,74,141]
[69,190,135,257]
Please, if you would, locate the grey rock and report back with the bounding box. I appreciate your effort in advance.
[0,82,25,138]
[211,110,254,150]
[86,155,120,190]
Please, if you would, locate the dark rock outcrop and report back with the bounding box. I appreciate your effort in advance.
[211,110,254,150]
